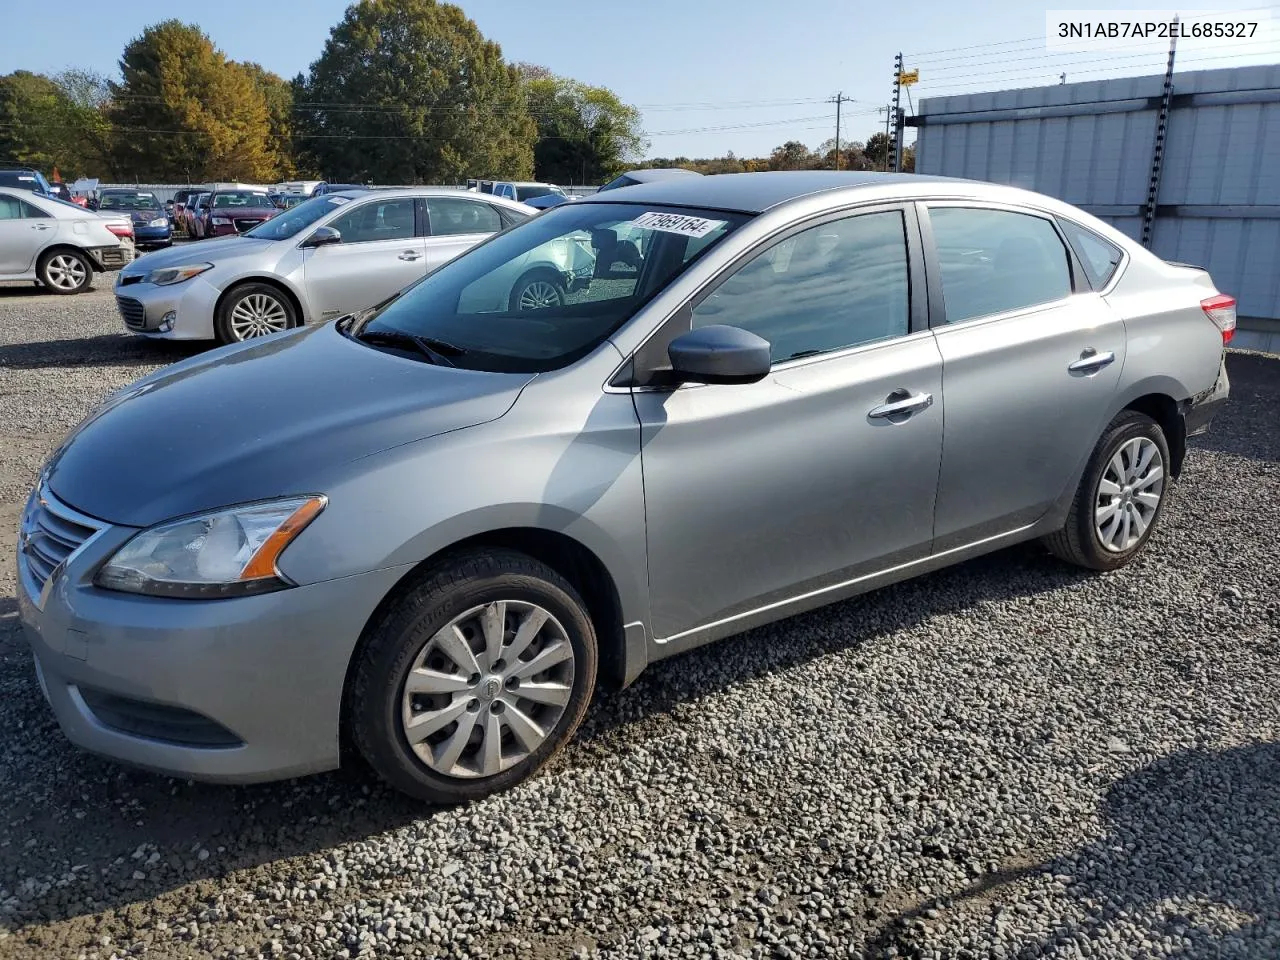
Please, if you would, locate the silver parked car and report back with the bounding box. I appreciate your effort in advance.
[19,172,1231,803]
[0,186,135,294]
[114,188,538,344]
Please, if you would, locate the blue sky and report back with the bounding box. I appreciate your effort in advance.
[3,0,1278,159]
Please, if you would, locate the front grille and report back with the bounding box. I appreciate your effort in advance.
[233,218,262,232]
[18,486,103,597]
[116,296,146,329]
[77,687,244,748]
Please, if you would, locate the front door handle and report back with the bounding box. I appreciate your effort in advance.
[868,390,934,420]
[1068,349,1116,374]
[32,224,51,231]
[398,251,423,261]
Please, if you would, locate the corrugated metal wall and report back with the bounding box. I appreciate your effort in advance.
[914,65,1280,326]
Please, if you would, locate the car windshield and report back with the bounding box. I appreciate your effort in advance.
[353,202,749,373]
[0,171,42,191]
[242,195,351,240]
[99,193,160,211]
[214,191,271,208]
[515,185,562,201]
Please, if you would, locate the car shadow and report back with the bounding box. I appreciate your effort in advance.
[0,334,206,370]
[0,540,1091,933]
[866,740,1280,957]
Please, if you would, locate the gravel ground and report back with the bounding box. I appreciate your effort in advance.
[1,283,1278,960]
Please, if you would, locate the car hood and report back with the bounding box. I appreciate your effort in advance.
[44,324,534,527]
[216,206,276,218]
[122,236,278,274]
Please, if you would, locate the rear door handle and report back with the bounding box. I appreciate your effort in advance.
[398,251,423,261]
[1068,349,1116,373]
[868,391,934,419]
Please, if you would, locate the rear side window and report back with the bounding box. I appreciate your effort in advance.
[426,197,503,236]
[928,207,1072,324]
[0,195,28,220]
[1058,219,1124,289]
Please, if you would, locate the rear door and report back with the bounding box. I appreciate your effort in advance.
[920,202,1127,550]
[302,196,428,320]
[0,194,48,275]
[422,196,505,272]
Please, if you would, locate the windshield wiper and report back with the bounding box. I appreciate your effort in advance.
[350,328,463,367]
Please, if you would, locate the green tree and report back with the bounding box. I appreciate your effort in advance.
[815,138,872,171]
[109,20,277,182]
[296,0,535,183]
[522,68,645,185]
[240,62,297,178]
[0,71,111,177]
[768,140,815,171]
[863,131,892,169]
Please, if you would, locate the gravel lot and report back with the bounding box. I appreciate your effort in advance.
[1,281,1278,960]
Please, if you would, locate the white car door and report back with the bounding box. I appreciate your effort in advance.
[301,196,428,321]
[422,196,505,272]
[0,194,49,276]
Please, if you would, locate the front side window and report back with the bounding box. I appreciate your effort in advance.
[1059,219,1124,289]
[426,197,503,237]
[691,210,911,364]
[928,207,1072,324]
[353,202,748,372]
[327,198,416,243]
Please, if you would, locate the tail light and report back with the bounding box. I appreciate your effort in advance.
[1201,294,1236,344]
[105,222,134,240]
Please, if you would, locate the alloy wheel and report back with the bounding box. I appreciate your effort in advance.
[400,600,576,779]
[229,293,289,340]
[46,255,87,291]
[1095,436,1164,552]
[517,280,562,311]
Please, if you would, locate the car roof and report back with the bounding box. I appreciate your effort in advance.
[329,186,533,207]
[582,170,983,213]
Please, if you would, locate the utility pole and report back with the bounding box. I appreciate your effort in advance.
[878,106,893,171]
[1060,73,1067,84]
[829,92,852,170]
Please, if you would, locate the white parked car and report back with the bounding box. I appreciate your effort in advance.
[115,188,538,344]
[0,186,134,294]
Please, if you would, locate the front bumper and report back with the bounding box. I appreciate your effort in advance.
[134,225,172,246]
[16,486,410,784]
[114,274,222,339]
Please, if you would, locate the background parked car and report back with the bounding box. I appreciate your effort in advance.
[204,188,279,237]
[0,185,134,293]
[186,192,213,238]
[597,167,703,192]
[523,193,572,210]
[114,188,535,344]
[0,165,57,199]
[95,189,172,249]
[167,188,197,228]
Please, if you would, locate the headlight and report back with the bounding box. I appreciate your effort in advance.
[149,217,168,227]
[145,263,213,286]
[95,496,326,599]
[211,217,230,226]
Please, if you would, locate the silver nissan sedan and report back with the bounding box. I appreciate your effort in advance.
[19,171,1232,804]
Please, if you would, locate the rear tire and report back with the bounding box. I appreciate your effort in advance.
[38,249,93,295]
[509,270,566,312]
[1043,410,1171,571]
[348,549,598,804]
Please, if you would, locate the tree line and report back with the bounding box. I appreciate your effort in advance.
[639,135,915,176]
[0,0,647,186]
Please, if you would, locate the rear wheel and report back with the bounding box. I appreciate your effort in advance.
[1043,410,1171,570]
[214,283,297,344]
[38,250,92,294]
[509,271,566,312]
[348,549,598,804]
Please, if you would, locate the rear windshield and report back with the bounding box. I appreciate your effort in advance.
[0,171,41,191]
[214,191,272,208]
[99,192,161,211]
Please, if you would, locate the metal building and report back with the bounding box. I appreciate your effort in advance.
[912,65,1280,353]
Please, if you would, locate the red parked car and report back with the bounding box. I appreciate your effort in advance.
[204,189,278,237]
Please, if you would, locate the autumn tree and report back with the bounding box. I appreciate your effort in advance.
[768,140,815,171]
[0,71,111,177]
[241,62,296,178]
[108,20,277,182]
[296,0,535,183]
[522,68,645,184]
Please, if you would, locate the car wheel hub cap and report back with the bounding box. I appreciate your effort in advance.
[1095,436,1164,553]
[229,294,288,340]
[400,600,575,779]
[48,255,86,289]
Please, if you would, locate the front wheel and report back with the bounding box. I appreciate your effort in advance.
[214,283,297,344]
[38,250,93,294]
[348,550,598,804]
[1043,410,1171,571]
[509,271,566,312]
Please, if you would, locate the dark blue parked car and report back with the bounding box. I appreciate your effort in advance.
[95,189,173,249]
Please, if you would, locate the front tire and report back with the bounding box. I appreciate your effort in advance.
[214,283,297,344]
[1044,410,1171,571]
[38,249,92,295]
[509,271,566,312]
[348,550,598,804]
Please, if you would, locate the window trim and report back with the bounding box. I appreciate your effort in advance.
[612,201,927,390]
[422,196,504,238]
[324,196,420,246]
[1055,215,1129,294]
[916,200,1089,330]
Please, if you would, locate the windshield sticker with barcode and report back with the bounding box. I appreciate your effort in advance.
[630,211,726,238]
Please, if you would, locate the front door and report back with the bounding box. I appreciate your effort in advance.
[303,196,427,320]
[0,195,47,275]
[633,206,945,641]
[921,203,1127,549]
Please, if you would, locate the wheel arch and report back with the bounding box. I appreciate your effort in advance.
[214,276,307,328]
[37,243,94,274]
[507,265,566,311]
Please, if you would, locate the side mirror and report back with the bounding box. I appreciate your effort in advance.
[87,199,99,210]
[667,325,771,385]
[301,225,342,248]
